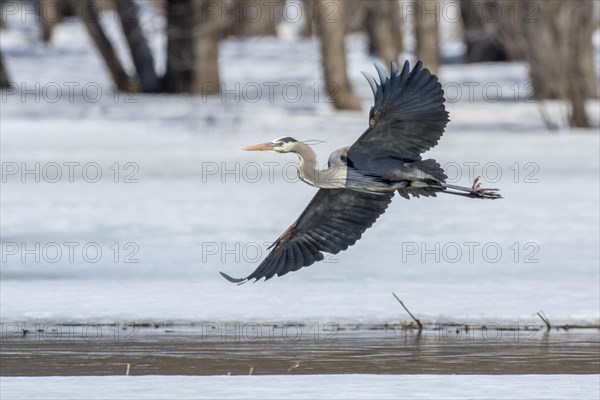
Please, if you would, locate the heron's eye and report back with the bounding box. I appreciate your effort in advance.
[277,141,284,146]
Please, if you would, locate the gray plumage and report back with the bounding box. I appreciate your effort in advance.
[221,61,500,284]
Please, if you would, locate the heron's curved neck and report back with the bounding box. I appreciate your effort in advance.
[293,142,319,187]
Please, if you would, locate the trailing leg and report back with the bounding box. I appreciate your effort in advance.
[442,177,502,199]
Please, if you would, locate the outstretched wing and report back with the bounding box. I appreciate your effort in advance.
[347,61,449,172]
[220,189,394,283]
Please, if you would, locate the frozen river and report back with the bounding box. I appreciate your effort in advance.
[1,124,598,325]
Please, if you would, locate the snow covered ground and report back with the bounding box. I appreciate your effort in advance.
[2,375,599,400]
[1,5,599,328]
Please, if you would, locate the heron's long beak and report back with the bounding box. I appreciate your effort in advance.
[243,142,275,151]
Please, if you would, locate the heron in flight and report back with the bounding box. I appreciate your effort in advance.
[221,61,500,284]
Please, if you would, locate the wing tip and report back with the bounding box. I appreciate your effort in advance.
[361,71,378,96]
[219,271,248,285]
[391,61,399,76]
[373,62,388,84]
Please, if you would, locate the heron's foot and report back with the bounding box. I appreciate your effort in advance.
[470,176,502,199]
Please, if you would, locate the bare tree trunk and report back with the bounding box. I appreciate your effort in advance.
[343,0,365,33]
[316,0,361,111]
[39,0,78,42]
[388,0,403,57]
[567,74,590,128]
[459,0,508,63]
[0,52,10,88]
[302,0,315,37]
[40,0,58,42]
[577,2,599,100]
[191,0,222,95]
[564,3,595,127]
[365,0,402,65]
[115,0,159,92]
[414,0,440,75]
[0,0,5,29]
[81,0,137,92]
[163,0,194,93]
[498,1,597,128]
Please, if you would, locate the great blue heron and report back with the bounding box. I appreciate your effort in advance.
[221,61,501,284]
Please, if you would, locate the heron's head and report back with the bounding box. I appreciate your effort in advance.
[243,136,299,153]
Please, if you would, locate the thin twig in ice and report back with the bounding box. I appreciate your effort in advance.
[392,293,423,331]
[536,310,551,330]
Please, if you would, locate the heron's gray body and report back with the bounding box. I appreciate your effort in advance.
[300,145,445,196]
[221,61,501,284]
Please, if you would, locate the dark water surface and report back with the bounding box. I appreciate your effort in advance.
[1,324,598,376]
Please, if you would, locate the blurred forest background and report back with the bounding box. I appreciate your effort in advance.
[0,0,598,127]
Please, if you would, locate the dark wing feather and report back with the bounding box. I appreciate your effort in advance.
[348,61,449,171]
[220,189,394,283]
